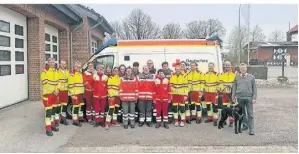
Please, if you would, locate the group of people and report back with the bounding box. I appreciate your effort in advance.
[41,58,257,137]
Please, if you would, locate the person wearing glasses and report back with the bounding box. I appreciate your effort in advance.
[147,60,157,75]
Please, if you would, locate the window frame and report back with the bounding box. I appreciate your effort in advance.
[0,35,11,47]
[14,24,24,36]
[0,65,11,76]
[0,20,10,33]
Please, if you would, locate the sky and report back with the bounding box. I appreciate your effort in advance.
[87,4,298,43]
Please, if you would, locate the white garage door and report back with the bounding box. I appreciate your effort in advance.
[0,6,28,108]
[45,24,59,66]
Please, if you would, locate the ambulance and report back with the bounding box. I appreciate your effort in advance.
[66,39,223,119]
[82,39,223,73]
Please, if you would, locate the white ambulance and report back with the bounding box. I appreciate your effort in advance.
[82,39,223,73]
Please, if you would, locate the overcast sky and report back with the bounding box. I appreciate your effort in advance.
[88,4,298,43]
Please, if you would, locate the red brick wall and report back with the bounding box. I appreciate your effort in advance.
[59,30,71,68]
[71,17,89,65]
[288,46,298,61]
[27,17,45,100]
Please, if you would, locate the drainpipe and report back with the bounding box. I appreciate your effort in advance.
[88,16,104,56]
[70,22,84,69]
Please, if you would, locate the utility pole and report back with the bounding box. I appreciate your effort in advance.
[247,5,250,65]
[238,4,241,65]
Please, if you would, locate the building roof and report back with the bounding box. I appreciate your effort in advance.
[288,25,298,33]
[243,41,298,50]
[66,4,114,34]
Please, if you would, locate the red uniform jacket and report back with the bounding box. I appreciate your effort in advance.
[153,77,171,102]
[82,71,94,92]
[119,75,138,102]
[138,73,155,100]
[93,72,108,98]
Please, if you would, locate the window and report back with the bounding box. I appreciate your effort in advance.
[92,55,114,70]
[124,56,130,61]
[15,25,23,36]
[15,65,24,74]
[45,44,51,51]
[52,36,57,43]
[15,51,24,61]
[15,38,24,48]
[53,45,57,52]
[53,54,57,61]
[45,54,51,61]
[0,50,11,61]
[0,20,10,33]
[45,33,50,42]
[0,35,10,47]
[0,65,11,76]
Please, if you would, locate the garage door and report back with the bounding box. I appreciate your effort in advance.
[45,24,59,66]
[0,6,28,108]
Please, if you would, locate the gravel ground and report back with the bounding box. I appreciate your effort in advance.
[0,87,297,153]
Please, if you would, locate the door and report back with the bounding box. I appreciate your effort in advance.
[0,6,28,107]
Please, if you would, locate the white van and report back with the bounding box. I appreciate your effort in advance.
[67,39,223,119]
[83,39,223,73]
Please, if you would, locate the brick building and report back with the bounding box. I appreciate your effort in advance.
[0,4,114,108]
[242,25,298,66]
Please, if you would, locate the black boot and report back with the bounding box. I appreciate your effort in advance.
[223,121,227,125]
[46,131,53,136]
[139,122,144,127]
[130,124,135,129]
[146,122,152,127]
[205,119,213,123]
[51,126,59,132]
[213,121,218,126]
[93,122,100,127]
[186,119,192,124]
[60,119,69,125]
[196,118,202,124]
[163,123,169,129]
[229,123,233,127]
[124,125,128,129]
[155,123,161,128]
[73,122,82,127]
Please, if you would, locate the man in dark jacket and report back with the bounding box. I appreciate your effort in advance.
[147,60,156,75]
[133,62,141,77]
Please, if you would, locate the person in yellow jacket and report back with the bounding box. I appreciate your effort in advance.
[170,65,188,127]
[186,62,205,124]
[57,60,70,126]
[180,61,192,124]
[203,62,220,126]
[68,61,84,127]
[218,61,237,127]
[104,67,121,129]
[40,57,59,136]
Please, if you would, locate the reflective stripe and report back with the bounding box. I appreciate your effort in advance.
[120,93,136,96]
[45,106,52,110]
[138,92,154,95]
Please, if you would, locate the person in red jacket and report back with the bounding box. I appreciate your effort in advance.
[119,66,138,129]
[93,63,108,127]
[154,69,171,129]
[137,65,155,127]
[82,62,95,123]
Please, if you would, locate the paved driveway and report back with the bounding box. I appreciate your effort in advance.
[0,87,297,153]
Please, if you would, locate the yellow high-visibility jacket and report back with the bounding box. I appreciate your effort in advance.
[186,70,204,92]
[68,71,84,96]
[203,71,219,93]
[218,70,237,93]
[107,74,121,97]
[170,73,188,96]
[40,67,59,96]
[57,69,70,91]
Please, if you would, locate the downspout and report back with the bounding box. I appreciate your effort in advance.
[70,22,84,69]
[88,16,104,57]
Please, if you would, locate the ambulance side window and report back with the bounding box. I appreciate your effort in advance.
[92,55,114,69]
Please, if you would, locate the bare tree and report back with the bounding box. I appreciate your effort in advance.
[251,25,266,42]
[184,19,226,39]
[109,21,127,40]
[227,25,249,65]
[122,9,161,40]
[162,23,182,39]
[268,29,285,42]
